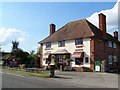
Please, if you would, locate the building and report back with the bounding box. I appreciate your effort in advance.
[39,13,120,72]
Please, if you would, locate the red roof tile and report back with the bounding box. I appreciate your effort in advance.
[39,19,120,45]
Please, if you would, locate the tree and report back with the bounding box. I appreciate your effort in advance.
[28,50,39,68]
[11,48,30,64]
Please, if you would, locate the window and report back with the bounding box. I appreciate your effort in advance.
[113,43,116,48]
[58,40,65,47]
[85,57,89,63]
[108,55,113,64]
[113,56,117,62]
[108,41,112,47]
[46,42,51,48]
[75,58,83,65]
[75,38,83,45]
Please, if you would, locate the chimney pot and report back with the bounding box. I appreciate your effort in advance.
[114,31,118,40]
[50,23,56,35]
[98,13,106,33]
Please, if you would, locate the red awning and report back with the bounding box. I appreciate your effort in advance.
[72,52,84,58]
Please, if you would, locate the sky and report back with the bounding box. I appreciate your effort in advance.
[0,1,119,52]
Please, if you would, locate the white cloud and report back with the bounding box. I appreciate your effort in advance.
[0,28,28,45]
[87,0,119,36]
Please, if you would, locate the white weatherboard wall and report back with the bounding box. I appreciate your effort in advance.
[42,38,91,67]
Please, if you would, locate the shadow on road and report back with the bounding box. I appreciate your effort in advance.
[48,76,73,79]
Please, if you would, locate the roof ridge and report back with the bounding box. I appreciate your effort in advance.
[68,19,87,24]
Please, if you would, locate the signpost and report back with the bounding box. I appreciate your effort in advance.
[49,55,55,77]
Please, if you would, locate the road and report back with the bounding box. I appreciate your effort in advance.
[2,70,119,88]
[2,73,80,88]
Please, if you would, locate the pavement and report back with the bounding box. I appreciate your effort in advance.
[1,69,119,88]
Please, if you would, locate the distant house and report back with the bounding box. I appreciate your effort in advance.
[39,13,120,72]
[2,52,20,67]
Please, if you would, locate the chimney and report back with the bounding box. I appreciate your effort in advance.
[114,31,118,40]
[98,13,106,33]
[50,23,56,35]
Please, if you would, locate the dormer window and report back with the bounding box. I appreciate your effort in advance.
[75,38,83,45]
[58,40,65,47]
[46,42,51,48]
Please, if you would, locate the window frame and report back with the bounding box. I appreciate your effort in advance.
[75,38,83,45]
[108,55,113,64]
[113,56,117,62]
[46,42,51,48]
[75,58,83,65]
[113,42,116,48]
[58,40,65,47]
[108,41,112,48]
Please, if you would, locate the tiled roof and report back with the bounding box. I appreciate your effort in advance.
[39,19,120,44]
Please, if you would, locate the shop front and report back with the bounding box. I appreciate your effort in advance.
[52,49,71,71]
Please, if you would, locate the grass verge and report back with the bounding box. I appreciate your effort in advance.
[2,68,49,78]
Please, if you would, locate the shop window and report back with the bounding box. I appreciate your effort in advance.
[46,42,51,48]
[85,57,89,63]
[75,58,83,65]
[75,38,83,45]
[58,40,65,47]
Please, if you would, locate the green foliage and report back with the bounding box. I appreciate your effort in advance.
[10,48,40,68]
[11,48,30,64]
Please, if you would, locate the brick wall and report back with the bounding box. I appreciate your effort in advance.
[91,37,120,72]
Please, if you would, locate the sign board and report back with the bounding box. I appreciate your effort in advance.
[95,65,100,72]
